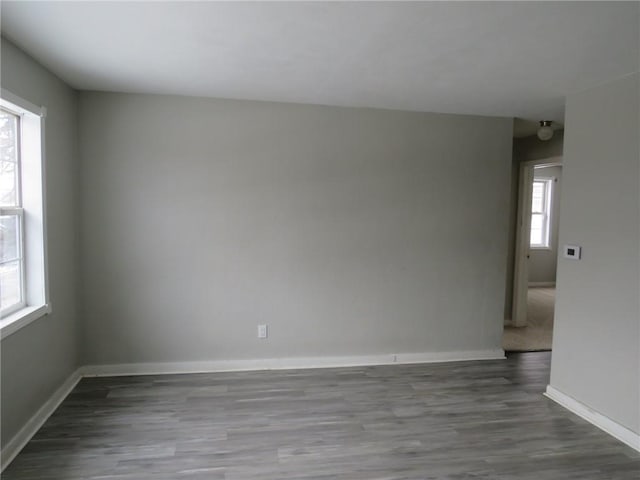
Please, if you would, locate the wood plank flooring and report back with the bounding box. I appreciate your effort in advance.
[3,352,639,479]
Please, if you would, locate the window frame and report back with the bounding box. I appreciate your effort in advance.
[529,177,553,249]
[0,89,51,339]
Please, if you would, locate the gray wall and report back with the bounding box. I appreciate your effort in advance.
[528,165,562,284]
[504,132,564,318]
[550,73,639,434]
[0,39,80,447]
[78,92,513,365]
[513,131,565,164]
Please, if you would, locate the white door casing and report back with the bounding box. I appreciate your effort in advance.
[512,157,562,327]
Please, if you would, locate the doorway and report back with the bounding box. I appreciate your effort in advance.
[504,158,562,352]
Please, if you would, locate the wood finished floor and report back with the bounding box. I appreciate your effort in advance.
[4,352,639,479]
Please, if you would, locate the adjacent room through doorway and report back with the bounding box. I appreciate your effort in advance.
[505,164,562,352]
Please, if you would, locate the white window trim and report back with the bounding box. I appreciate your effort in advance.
[530,177,553,250]
[0,89,50,339]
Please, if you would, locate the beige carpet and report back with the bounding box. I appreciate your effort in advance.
[503,287,554,352]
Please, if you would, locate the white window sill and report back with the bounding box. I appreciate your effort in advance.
[1,304,52,340]
[530,246,552,251]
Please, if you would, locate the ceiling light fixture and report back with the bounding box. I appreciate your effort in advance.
[537,120,554,141]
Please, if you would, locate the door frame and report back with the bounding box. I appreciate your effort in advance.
[512,156,562,327]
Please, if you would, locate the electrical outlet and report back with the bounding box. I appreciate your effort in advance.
[257,324,268,339]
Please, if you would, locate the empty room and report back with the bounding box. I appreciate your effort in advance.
[0,1,638,479]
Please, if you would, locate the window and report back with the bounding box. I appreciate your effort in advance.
[1,108,24,315]
[530,178,553,248]
[0,91,49,338]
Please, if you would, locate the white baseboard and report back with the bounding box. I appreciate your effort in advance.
[1,368,83,471]
[545,385,640,452]
[528,282,556,287]
[81,349,506,377]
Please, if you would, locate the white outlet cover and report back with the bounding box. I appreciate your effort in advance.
[258,324,268,339]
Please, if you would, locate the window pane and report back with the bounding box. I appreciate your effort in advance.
[530,229,542,246]
[530,213,543,245]
[531,182,544,213]
[0,110,18,163]
[0,160,18,207]
[0,109,19,207]
[0,215,20,262]
[0,260,22,311]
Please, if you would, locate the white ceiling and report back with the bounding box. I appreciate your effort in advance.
[2,2,638,135]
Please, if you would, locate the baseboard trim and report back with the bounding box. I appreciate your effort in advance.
[81,349,506,377]
[528,282,556,287]
[545,385,640,452]
[1,368,83,471]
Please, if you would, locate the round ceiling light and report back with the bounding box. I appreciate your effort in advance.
[537,121,554,141]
